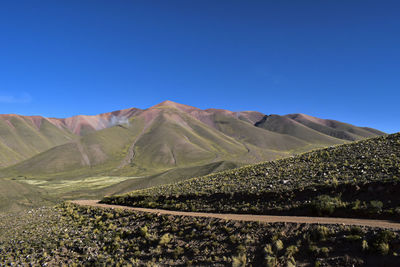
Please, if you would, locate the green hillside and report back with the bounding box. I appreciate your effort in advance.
[4,122,140,177]
[2,102,383,180]
[103,132,400,220]
[0,115,76,167]
[0,108,247,179]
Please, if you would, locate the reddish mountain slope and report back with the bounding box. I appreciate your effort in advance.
[0,101,385,172]
[0,101,385,178]
[48,107,142,135]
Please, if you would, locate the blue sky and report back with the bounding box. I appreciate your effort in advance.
[0,1,399,133]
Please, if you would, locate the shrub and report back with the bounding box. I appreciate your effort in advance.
[394,207,400,216]
[312,226,331,241]
[265,255,278,267]
[311,195,344,216]
[140,225,149,238]
[320,247,330,257]
[369,201,384,213]
[352,199,361,210]
[274,239,284,252]
[159,233,171,246]
[308,244,319,254]
[285,245,299,257]
[362,240,369,251]
[173,246,184,259]
[349,226,364,235]
[376,242,390,255]
[286,256,296,267]
[375,230,395,243]
[232,254,247,267]
[264,244,274,256]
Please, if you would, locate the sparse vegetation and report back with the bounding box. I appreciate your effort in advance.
[103,133,400,220]
[1,203,400,266]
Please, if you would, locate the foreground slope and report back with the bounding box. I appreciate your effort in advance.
[1,202,400,266]
[103,132,400,220]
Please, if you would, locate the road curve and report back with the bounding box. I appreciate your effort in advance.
[71,200,400,230]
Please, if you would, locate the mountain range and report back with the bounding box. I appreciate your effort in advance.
[0,100,384,180]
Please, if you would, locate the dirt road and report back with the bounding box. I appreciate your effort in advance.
[71,200,400,230]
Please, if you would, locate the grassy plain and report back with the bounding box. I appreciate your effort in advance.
[0,160,239,212]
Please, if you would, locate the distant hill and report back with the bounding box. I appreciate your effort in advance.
[0,108,142,167]
[0,115,76,167]
[0,100,384,178]
[284,113,381,141]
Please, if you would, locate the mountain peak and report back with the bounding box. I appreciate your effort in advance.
[150,100,200,112]
[158,100,178,106]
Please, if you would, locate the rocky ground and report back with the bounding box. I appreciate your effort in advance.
[1,203,400,266]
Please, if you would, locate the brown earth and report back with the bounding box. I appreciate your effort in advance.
[71,200,400,230]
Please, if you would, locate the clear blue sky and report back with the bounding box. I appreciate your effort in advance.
[0,1,399,133]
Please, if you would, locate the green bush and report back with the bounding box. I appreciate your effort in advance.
[320,247,330,257]
[232,254,247,267]
[312,226,332,241]
[285,245,299,257]
[159,233,171,246]
[369,201,384,213]
[274,239,284,252]
[265,255,278,267]
[376,242,390,255]
[362,240,369,251]
[311,195,344,216]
